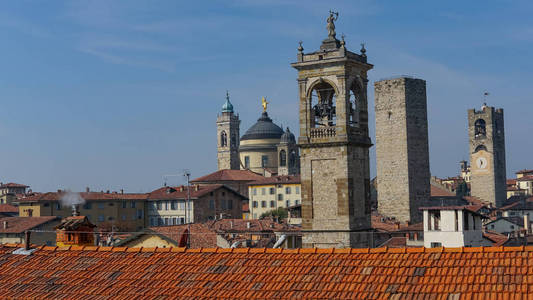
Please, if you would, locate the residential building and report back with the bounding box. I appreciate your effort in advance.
[0,182,28,204]
[247,175,300,219]
[16,191,148,231]
[0,216,59,246]
[422,205,490,248]
[1,244,533,298]
[146,184,246,227]
[516,175,533,195]
[55,215,96,247]
[191,169,265,198]
[485,217,526,234]
[516,169,533,179]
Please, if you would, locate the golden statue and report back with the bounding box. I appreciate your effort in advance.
[261,96,269,112]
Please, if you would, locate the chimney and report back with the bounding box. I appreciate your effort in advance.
[72,204,79,217]
[24,231,31,250]
[524,214,530,234]
[86,187,90,193]
[3,221,7,229]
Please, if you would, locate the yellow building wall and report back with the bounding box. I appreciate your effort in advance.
[121,234,178,248]
[248,183,301,219]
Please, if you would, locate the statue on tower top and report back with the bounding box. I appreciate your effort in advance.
[327,11,339,39]
[261,96,269,112]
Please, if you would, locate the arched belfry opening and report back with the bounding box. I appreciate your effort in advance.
[474,119,486,137]
[310,81,337,127]
[220,131,227,147]
[279,149,287,167]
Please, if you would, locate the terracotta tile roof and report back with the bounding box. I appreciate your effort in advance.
[516,169,533,174]
[517,175,533,182]
[150,224,217,248]
[0,182,28,188]
[507,179,517,185]
[419,205,485,216]
[209,218,289,232]
[0,204,18,213]
[248,175,300,186]
[55,216,96,231]
[371,215,423,232]
[1,245,533,298]
[191,169,265,182]
[507,186,524,191]
[483,231,509,246]
[430,185,455,197]
[0,216,57,233]
[148,184,246,200]
[17,191,148,203]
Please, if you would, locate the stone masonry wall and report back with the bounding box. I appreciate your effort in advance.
[375,77,430,223]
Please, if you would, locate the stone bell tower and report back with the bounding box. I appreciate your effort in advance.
[468,103,506,207]
[291,12,373,248]
[217,91,240,170]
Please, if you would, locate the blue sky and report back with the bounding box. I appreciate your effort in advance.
[1,0,532,192]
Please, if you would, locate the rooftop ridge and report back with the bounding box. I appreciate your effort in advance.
[1,243,532,254]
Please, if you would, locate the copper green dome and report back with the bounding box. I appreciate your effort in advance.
[222,91,234,113]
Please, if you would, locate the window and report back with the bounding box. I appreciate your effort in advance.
[262,188,266,195]
[286,200,290,207]
[463,212,469,230]
[108,216,114,221]
[454,210,459,232]
[98,203,104,209]
[261,201,267,208]
[510,225,515,230]
[179,217,185,224]
[261,155,268,168]
[429,211,440,231]
[209,199,215,210]
[122,215,126,221]
[491,224,495,229]
[172,217,177,225]
[253,201,258,208]
[171,200,177,210]
[279,150,287,167]
[270,201,275,208]
[285,187,291,194]
[164,201,168,210]
[296,186,300,194]
[164,218,169,225]
[44,203,50,207]
[56,203,61,210]
[269,188,275,195]
[221,199,227,210]
[244,156,250,169]
[277,194,283,201]
[220,131,227,147]
[227,199,233,209]
[289,150,297,167]
[431,242,442,248]
[253,213,257,219]
[131,201,136,208]
[98,215,105,222]
[152,202,157,210]
[122,201,127,208]
[179,201,185,210]
[137,209,143,219]
[295,200,300,205]
[253,188,257,196]
[158,218,163,226]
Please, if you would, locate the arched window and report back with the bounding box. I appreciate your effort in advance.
[474,145,487,152]
[279,150,287,167]
[220,131,227,147]
[289,150,297,167]
[349,89,360,127]
[474,119,486,137]
[310,81,336,127]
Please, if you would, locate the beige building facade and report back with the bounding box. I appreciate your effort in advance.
[247,176,301,219]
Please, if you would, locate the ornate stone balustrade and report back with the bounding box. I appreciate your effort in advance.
[309,127,336,139]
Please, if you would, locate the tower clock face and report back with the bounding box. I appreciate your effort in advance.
[476,157,488,169]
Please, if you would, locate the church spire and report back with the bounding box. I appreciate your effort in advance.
[222,90,234,113]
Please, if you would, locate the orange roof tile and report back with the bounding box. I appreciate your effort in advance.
[430,185,455,197]
[0,245,531,298]
[191,169,265,182]
[248,175,300,186]
[0,216,58,233]
[147,184,246,200]
[0,204,18,213]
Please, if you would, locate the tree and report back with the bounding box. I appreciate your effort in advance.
[260,207,288,220]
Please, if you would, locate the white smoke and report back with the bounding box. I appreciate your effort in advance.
[60,191,85,206]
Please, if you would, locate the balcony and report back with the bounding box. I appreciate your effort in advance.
[309,127,336,139]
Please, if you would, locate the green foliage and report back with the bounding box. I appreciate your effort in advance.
[260,207,288,220]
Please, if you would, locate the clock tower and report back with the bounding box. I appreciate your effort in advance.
[291,12,373,248]
[468,104,506,207]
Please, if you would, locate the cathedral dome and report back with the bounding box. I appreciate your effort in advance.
[280,127,296,144]
[240,112,284,141]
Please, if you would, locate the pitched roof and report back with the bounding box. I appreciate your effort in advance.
[0,245,533,298]
[516,169,533,174]
[248,175,300,186]
[17,191,148,203]
[147,184,246,200]
[517,175,533,182]
[149,224,217,248]
[430,185,455,197]
[0,204,18,213]
[0,216,57,233]
[483,231,509,246]
[191,169,265,182]
[55,216,96,230]
[0,183,28,188]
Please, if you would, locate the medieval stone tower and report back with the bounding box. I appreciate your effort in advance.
[292,12,372,248]
[468,104,506,207]
[216,92,240,170]
[374,77,430,223]
[277,127,299,176]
